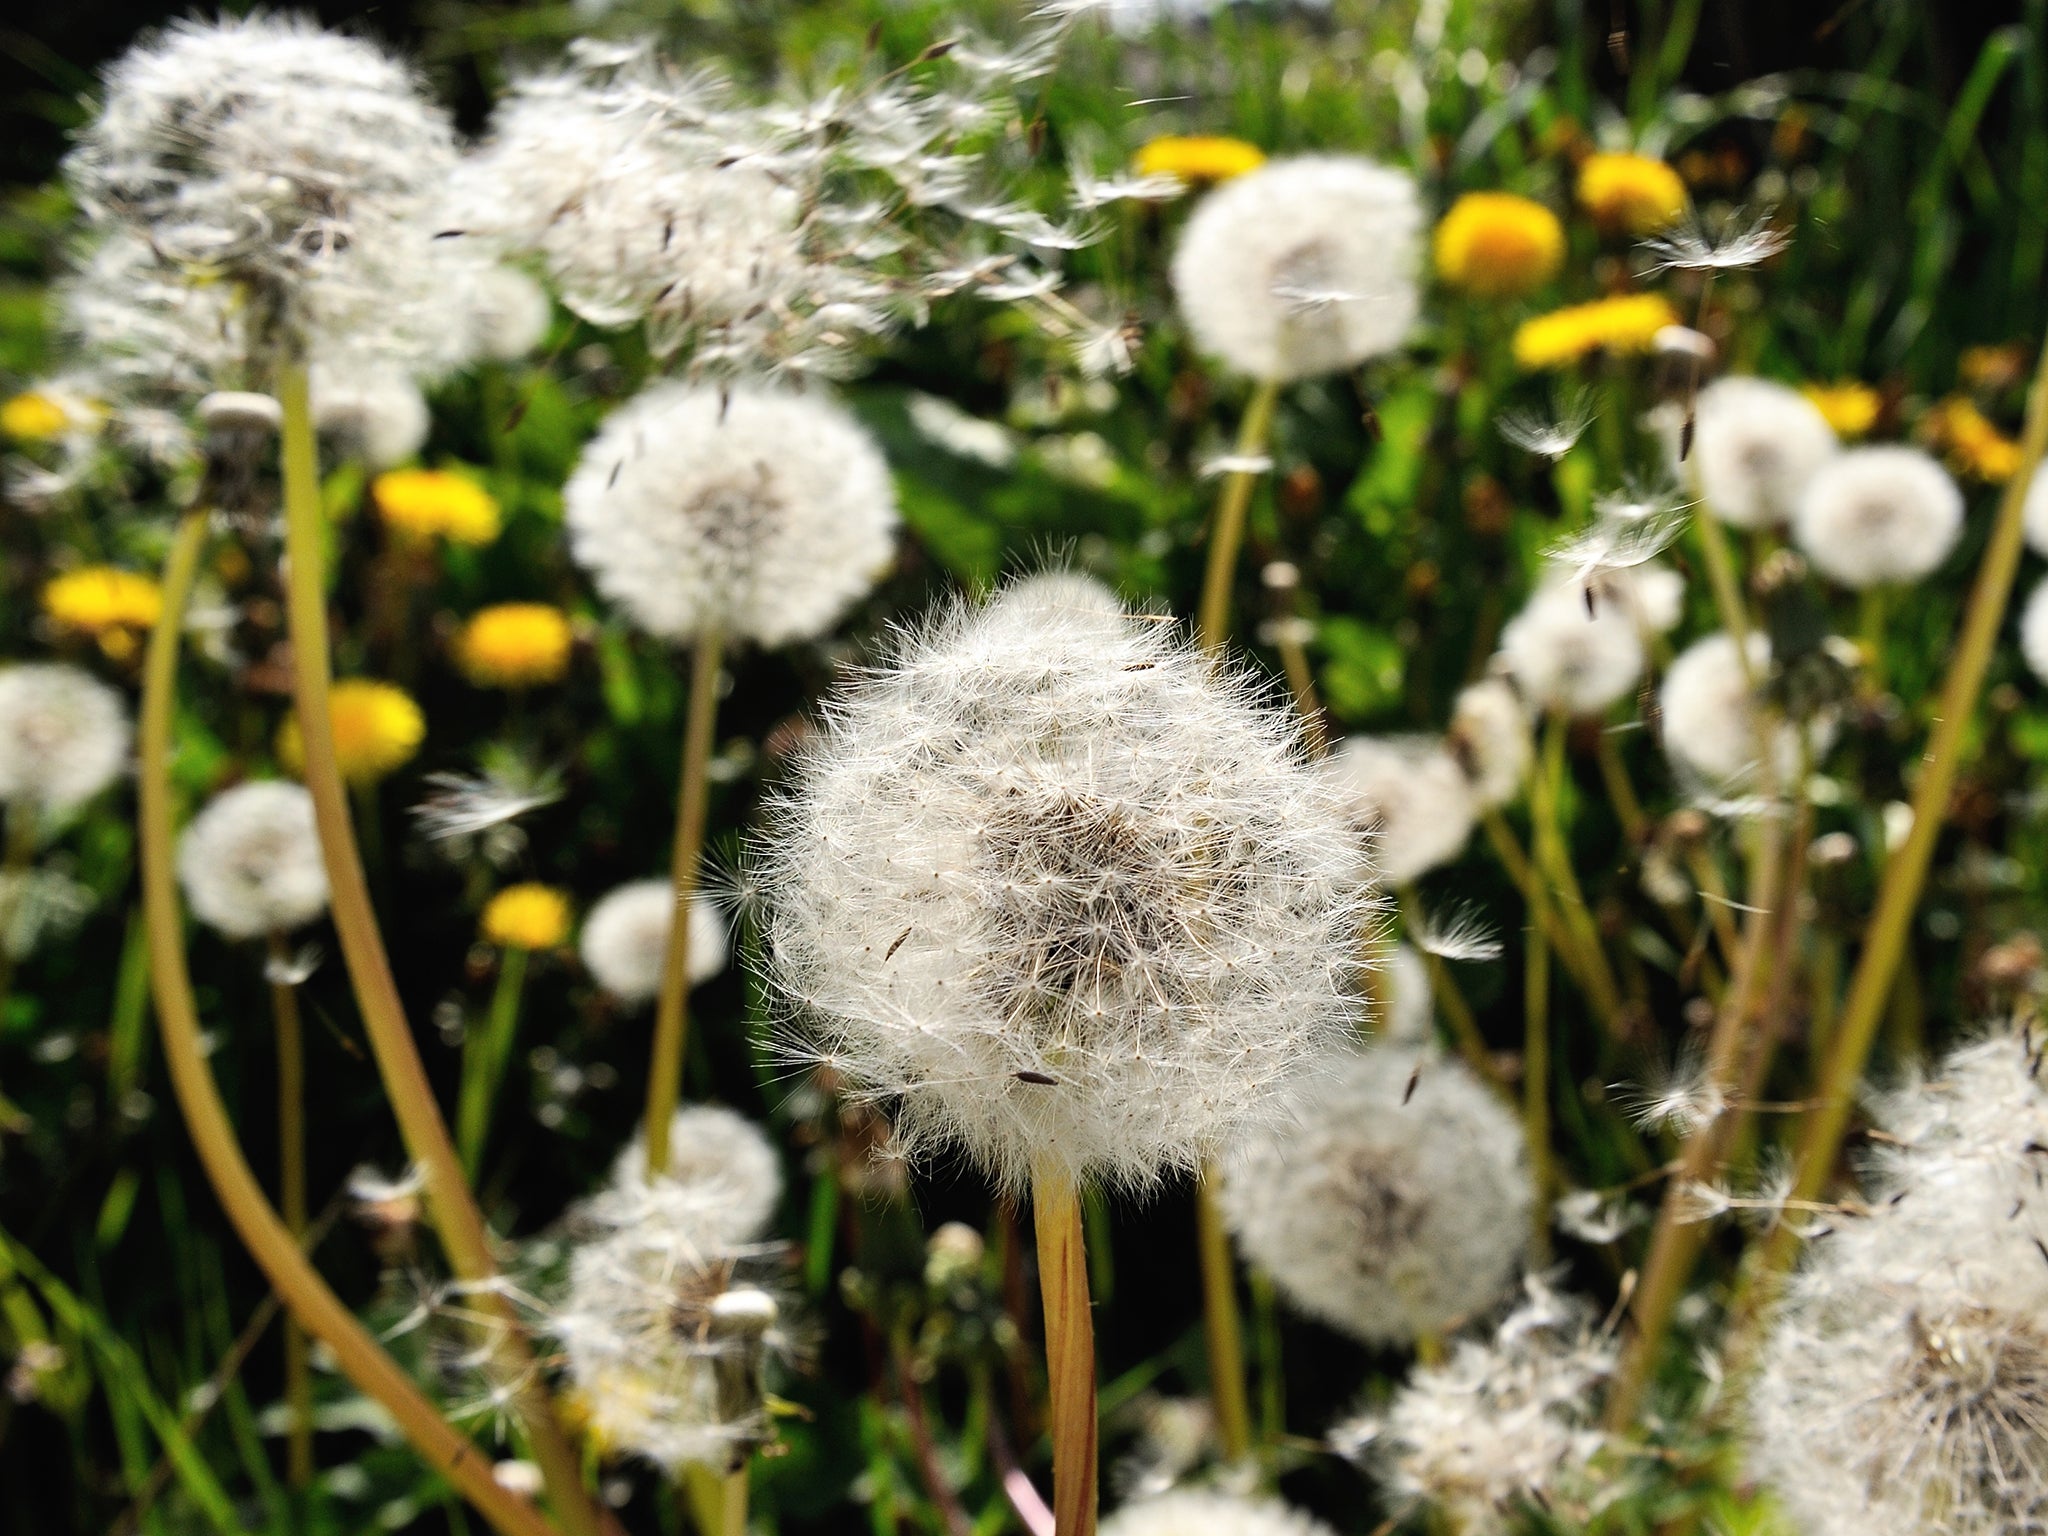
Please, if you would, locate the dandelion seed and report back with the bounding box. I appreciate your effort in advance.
[1413,901,1505,964]
[410,762,563,844]
[1639,207,1788,274]
[1497,388,1596,460]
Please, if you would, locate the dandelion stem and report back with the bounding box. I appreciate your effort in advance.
[458,944,529,1180]
[644,628,724,1177]
[1691,510,1755,681]
[278,360,604,1536]
[1529,715,1627,1035]
[1032,1167,1098,1536]
[266,930,312,1490]
[0,806,37,1129]
[1196,378,1282,653]
[140,509,560,1536]
[1193,1171,1251,1461]
[1858,586,1888,695]
[1523,891,1555,1263]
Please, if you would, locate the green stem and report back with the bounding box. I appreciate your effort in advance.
[1194,1172,1252,1462]
[1858,586,1889,696]
[266,931,313,1490]
[458,945,529,1181]
[1397,885,1509,1094]
[1523,886,1555,1264]
[1196,379,1283,653]
[1530,716,1625,1030]
[140,510,560,1536]
[1692,510,1756,684]
[0,807,36,1128]
[643,630,724,1178]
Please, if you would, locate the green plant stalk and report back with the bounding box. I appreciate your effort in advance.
[643,630,724,1177]
[1858,586,1889,695]
[1523,896,1554,1264]
[1529,715,1626,1032]
[1691,510,1755,682]
[1397,884,1507,1094]
[1033,1166,1099,1535]
[458,945,530,1180]
[265,931,312,1490]
[276,361,602,1536]
[1196,378,1282,653]
[0,804,36,1129]
[139,509,562,1536]
[1481,810,1623,1035]
[1751,336,2048,1306]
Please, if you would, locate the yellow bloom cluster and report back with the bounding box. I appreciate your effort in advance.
[1134,135,1266,183]
[43,566,163,636]
[1576,152,1688,236]
[1800,382,1882,440]
[1923,396,2023,482]
[456,603,575,688]
[373,468,502,546]
[278,679,426,786]
[1434,192,1564,298]
[481,883,571,950]
[4,392,77,440]
[1512,293,1679,371]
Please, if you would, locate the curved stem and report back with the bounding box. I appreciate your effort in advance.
[1032,1168,1098,1536]
[266,930,312,1489]
[140,510,560,1536]
[1196,379,1282,653]
[276,362,602,1536]
[643,630,724,1177]
[1523,881,1554,1262]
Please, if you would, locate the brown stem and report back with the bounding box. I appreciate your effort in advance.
[1194,1172,1252,1460]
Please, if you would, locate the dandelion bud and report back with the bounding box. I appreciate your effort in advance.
[924,1222,986,1291]
[1323,735,1478,885]
[175,781,328,941]
[1686,377,1839,530]
[0,664,130,815]
[579,880,729,1006]
[1793,446,1963,590]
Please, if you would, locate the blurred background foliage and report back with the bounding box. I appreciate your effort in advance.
[2,0,2046,1532]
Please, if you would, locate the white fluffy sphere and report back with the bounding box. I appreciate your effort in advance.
[580,879,729,1005]
[465,266,553,362]
[1381,943,1434,1048]
[1497,580,1645,717]
[0,664,130,814]
[603,1104,782,1243]
[1793,446,1963,589]
[1101,1491,1336,1536]
[1221,1044,1531,1345]
[1171,156,1421,382]
[311,365,430,470]
[1659,632,1830,790]
[1688,376,1839,529]
[757,576,1374,1194]
[1447,678,1532,809]
[2021,578,2048,685]
[1323,735,1478,886]
[2024,462,2048,557]
[176,781,329,940]
[564,383,898,648]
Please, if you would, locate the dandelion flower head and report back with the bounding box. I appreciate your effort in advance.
[1512,293,1678,371]
[481,883,571,950]
[564,382,898,649]
[580,879,730,1005]
[1134,135,1266,184]
[1099,1490,1337,1536]
[0,663,131,813]
[277,679,424,787]
[755,573,1375,1194]
[602,1104,782,1244]
[1433,192,1564,298]
[1575,152,1687,236]
[1447,677,1533,809]
[175,780,328,940]
[1171,155,1422,382]
[456,604,574,689]
[1322,735,1478,887]
[1496,577,1646,717]
[374,468,502,546]
[4,387,101,441]
[1686,376,1839,529]
[1801,381,1881,440]
[1793,445,1963,590]
[42,567,162,639]
[1925,395,2024,483]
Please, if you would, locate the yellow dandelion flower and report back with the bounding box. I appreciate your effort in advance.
[1924,396,2023,482]
[43,567,163,636]
[481,883,571,951]
[1576,152,1688,236]
[1800,382,1881,440]
[373,468,502,546]
[456,603,575,689]
[1511,293,1679,371]
[1134,135,1267,183]
[1959,343,2029,392]
[3,391,77,440]
[1433,192,1565,298]
[277,679,425,786]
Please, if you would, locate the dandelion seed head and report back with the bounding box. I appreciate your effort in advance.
[465,267,553,362]
[1381,943,1434,1048]
[564,383,898,648]
[1099,1490,1336,1536]
[1222,1044,1530,1345]
[1793,446,1964,590]
[1687,376,1839,530]
[1660,630,1833,791]
[754,574,1374,1194]
[311,364,430,470]
[2023,463,2048,558]
[175,781,328,940]
[600,1104,782,1245]
[1170,155,1421,382]
[1497,579,1645,717]
[1447,678,1533,809]
[580,880,729,1006]
[1323,735,1477,886]
[0,664,130,814]
[2021,578,2048,687]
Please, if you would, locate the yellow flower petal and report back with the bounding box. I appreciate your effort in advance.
[1133,135,1267,183]
[277,679,425,786]
[481,883,571,951]
[42,567,163,635]
[1434,192,1565,298]
[1576,153,1688,237]
[373,468,502,546]
[456,603,575,689]
[1512,293,1679,371]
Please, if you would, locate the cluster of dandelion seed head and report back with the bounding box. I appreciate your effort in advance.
[594,1104,782,1246]
[1340,1276,1617,1534]
[62,15,487,390]
[0,664,130,814]
[754,572,1375,1195]
[1685,376,1839,529]
[1221,1043,1530,1346]
[1447,678,1533,809]
[311,365,429,470]
[175,781,328,941]
[1496,575,1646,717]
[564,382,898,648]
[1793,445,1963,591]
[1660,631,1832,792]
[1170,155,1421,382]
[1322,735,1477,886]
[580,879,729,1006]
[1748,1027,2048,1536]
[1099,1490,1337,1536]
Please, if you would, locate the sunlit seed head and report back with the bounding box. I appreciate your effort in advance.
[1684,376,1839,530]
[480,883,571,951]
[373,468,502,547]
[0,663,130,814]
[1171,155,1422,382]
[176,780,328,941]
[1322,735,1478,887]
[1380,943,1434,1048]
[1446,678,1533,810]
[602,1104,781,1244]
[1660,631,1833,792]
[277,679,424,788]
[1496,578,1645,718]
[311,366,430,471]
[1099,1490,1337,1536]
[563,382,898,649]
[455,604,575,690]
[1793,446,1963,591]
[579,879,729,1006]
[1434,192,1565,299]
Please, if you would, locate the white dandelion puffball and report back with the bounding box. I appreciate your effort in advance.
[1221,1044,1530,1345]
[580,879,729,1005]
[1687,376,1839,529]
[64,15,484,382]
[2024,462,2048,557]
[1601,560,1686,636]
[311,365,430,470]
[1497,579,1645,718]
[1323,735,1478,886]
[1793,445,1964,590]
[175,781,329,941]
[0,664,131,814]
[564,383,898,648]
[1100,1490,1337,1536]
[756,576,1375,1194]
[1447,678,1532,809]
[602,1104,782,1245]
[1351,1277,1615,1532]
[1171,155,1422,382]
[1747,1029,2048,1536]
[465,267,552,362]
[1660,631,1831,790]
[2021,578,2048,685]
